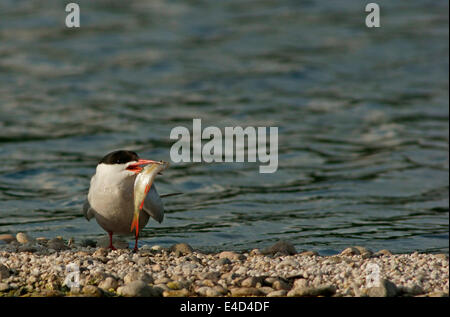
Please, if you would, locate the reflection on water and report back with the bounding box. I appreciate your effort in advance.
[0,0,448,254]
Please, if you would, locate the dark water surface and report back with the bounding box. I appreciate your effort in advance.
[0,0,448,254]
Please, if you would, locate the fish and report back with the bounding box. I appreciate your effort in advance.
[130,160,169,237]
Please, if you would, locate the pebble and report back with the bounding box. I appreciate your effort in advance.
[0,239,447,298]
[366,279,398,297]
[299,251,318,256]
[0,282,9,292]
[82,285,103,297]
[117,281,160,297]
[340,247,360,256]
[18,243,38,253]
[272,279,290,290]
[0,264,10,280]
[16,232,33,244]
[163,289,190,297]
[293,278,309,289]
[267,290,287,297]
[98,277,119,291]
[0,234,15,244]
[230,287,264,296]
[36,237,48,245]
[195,286,225,297]
[124,271,153,284]
[216,258,232,265]
[374,249,393,257]
[287,285,336,297]
[47,238,69,251]
[261,241,297,256]
[241,277,258,288]
[218,251,245,261]
[170,243,193,255]
[80,239,96,248]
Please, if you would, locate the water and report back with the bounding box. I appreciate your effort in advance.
[0,0,448,255]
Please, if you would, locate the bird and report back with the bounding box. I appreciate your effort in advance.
[83,150,167,252]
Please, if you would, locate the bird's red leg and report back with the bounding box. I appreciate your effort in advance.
[108,232,116,250]
[133,234,139,253]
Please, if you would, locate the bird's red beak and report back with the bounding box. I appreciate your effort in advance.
[126,159,160,174]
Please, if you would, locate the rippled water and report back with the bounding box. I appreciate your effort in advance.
[0,0,448,254]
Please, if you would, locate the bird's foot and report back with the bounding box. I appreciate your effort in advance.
[109,245,117,251]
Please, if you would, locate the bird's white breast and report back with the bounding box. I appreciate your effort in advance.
[88,163,150,235]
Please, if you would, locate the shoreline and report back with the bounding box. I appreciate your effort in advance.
[0,234,448,297]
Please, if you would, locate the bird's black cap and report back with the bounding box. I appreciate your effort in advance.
[99,150,139,165]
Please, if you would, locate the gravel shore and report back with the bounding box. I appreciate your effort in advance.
[0,233,448,297]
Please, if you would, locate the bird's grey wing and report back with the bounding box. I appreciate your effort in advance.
[142,185,164,223]
[82,199,96,221]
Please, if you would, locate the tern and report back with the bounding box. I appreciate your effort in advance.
[83,150,169,252]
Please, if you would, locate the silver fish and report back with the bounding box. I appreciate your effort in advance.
[130,161,169,237]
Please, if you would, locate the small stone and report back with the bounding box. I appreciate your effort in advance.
[36,237,48,245]
[48,238,69,251]
[163,289,190,297]
[353,246,372,256]
[80,239,97,247]
[230,287,264,297]
[340,247,360,256]
[18,243,37,253]
[167,281,182,290]
[41,290,64,297]
[218,251,246,261]
[293,279,309,289]
[249,249,262,256]
[426,291,449,297]
[0,282,10,292]
[401,284,424,296]
[234,266,247,275]
[272,279,290,290]
[98,277,118,291]
[196,286,218,297]
[212,285,228,296]
[117,281,160,297]
[16,232,33,244]
[137,257,151,266]
[287,285,336,297]
[0,264,10,280]
[82,285,103,297]
[216,258,232,266]
[170,243,193,255]
[434,254,448,260]
[267,290,287,297]
[97,236,128,249]
[152,264,162,272]
[261,241,297,256]
[153,284,169,294]
[93,248,108,257]
[124,271,154,285]
[299,251,318,256]
[374,249,392,257]
[366,279,398,297]
[0,234,16,244]
[241,277,258,288]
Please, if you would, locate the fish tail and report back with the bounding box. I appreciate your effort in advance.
[130,213,139,237]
